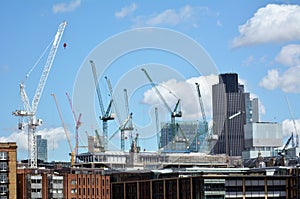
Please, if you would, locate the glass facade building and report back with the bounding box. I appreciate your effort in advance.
[37,135,47,162]
[212,73,247,156]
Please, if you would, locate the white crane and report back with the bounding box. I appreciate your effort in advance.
[12,21,67,168]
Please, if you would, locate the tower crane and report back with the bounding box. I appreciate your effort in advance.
[121,89,134,151]
[12,21,67,168]
[195,82,209,152]
[90,60,114,151]
[104,76,129,151]
[51,93,75,167]
[141,68,182,147]
[66,92,82,155]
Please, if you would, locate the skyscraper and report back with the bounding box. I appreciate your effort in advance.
[36,135,47,162]
[212,73,247,156]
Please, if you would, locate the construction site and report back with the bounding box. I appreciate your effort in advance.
[11,21,230,171]
[5,20,300,198]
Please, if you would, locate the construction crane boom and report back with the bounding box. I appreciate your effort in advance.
[95,129,104,151]
[195,82,211,152]
[32,21,67,114]
[141,68,182,148]
[108,113,133,142]
[195,83,207,128]
[90,61,114,151]
[285,96,298,147]
[12,21,67,168]
[51,93,75,166]
[66,92,82,155]
[105,76,122,126]
[141,68,172,113]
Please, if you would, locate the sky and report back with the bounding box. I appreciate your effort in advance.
[1,0,300,161]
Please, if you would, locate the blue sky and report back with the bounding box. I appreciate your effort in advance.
[1,0,300,161]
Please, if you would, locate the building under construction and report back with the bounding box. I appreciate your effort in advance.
[159,121,207,152]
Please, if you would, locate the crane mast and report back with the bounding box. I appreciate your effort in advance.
[195,82,210,152]
[141,68,182,148]
[13,21,67,168]
[121,89,134,151]
[90,61,114,151]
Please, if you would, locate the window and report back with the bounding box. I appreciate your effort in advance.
[0,163,7,171]
[71,189,76,194]
[0,152,7,160]
[71,179,76,185]
[0,185,7,193]
[31,179,41,184]
[0,174,7,183]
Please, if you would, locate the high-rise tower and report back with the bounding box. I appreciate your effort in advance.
[212,73,247,156]
[36,135,47,162]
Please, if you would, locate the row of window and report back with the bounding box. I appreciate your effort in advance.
[71,178,109,186]
[71,188,109,197]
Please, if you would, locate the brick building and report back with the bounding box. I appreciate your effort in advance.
[0,142,17,199]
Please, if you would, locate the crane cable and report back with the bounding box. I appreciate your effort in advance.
[22,38,54,84]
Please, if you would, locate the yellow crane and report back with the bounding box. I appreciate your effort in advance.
[51,93,75,166]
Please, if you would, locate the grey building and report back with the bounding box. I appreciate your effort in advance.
[212,73,247,156]
[242,122,282,159]
[36,135,47,162]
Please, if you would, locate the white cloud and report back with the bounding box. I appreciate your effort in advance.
[142,75,218,121]
[0,127,66,151]
[232,4,300,47]
[133,5,210,27]
[260,67,300,93]
[259,69,280,90]
[275,44,300,67]
[115,3,137,18]
[53,0,81,14]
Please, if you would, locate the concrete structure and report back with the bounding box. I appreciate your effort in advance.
[242,122,283,159]
[76,151,230,169]
[0,142,17,199]
[212,73,247,156]
[36,135,47,162]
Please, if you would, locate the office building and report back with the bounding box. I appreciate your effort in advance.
[242,122,282,159]
[212,73,247,156]
[36,135,47,162]
[0,142,17,199]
